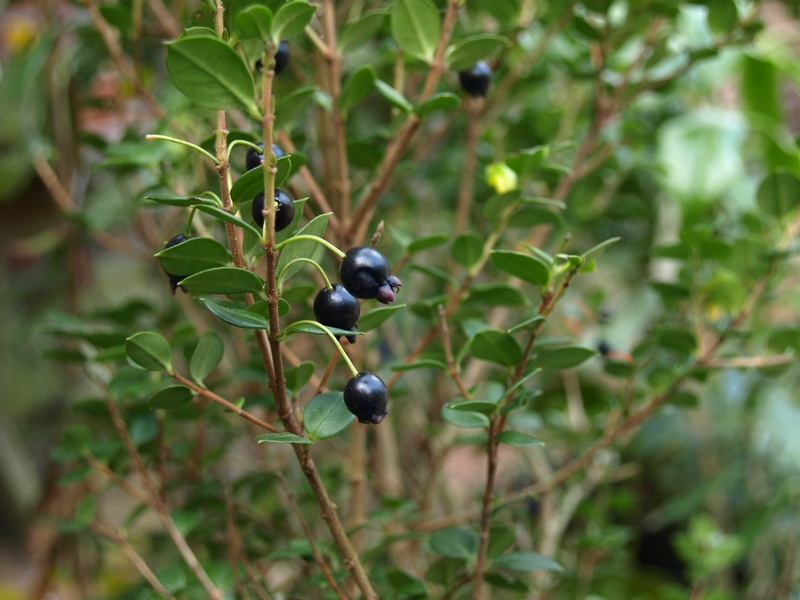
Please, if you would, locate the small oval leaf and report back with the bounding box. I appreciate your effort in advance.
[179,267,265,295]
[156,237,230,276]
[441,406,489,428]
[304,392,355,441]
[391,0,441,63]
[495,431,544,447]
[359,304,406,331]
[491,250,550,287]
[190,330,224,386]
[199,298,270,330]
[430,527,479,559]
[471,329,523,366]
[149,385,194,410]
[534,346,596,369]
[126,332,173,373]
[255,432,313,445]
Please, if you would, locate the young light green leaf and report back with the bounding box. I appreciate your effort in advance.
[339,64,377,112]
[375,80,413,113]
[255,432,313,445]
[359,304,406,331]
[391,0,441,63]
[126,332,173,373]
[195,205,263,239]
[149,385,194,410]
[303,392,355,441]
[495,431,544,447]
[491,250,550,287]
[491,551,563,572]
[190,330,224,386]
[235,5,273,39]
[446,34,510,71]
[165,36,259,119]
[471,329,523,366]
[156,237,230,276]
[199,298,270,330]
[179,267,265,295]
[272,1,318,41]
[582,236,621,263]
[275,213,330,284]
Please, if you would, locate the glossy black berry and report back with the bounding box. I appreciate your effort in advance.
[252,189,296,232]
[458,60,492,97]
[340,247,402,304]
[314,284,360,343]
[598,340,611,357]
[246,142,286,171]
[255,40,290,75]
[344,372,389,424]
[162,233,193,294]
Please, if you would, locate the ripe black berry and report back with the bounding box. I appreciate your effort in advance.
[162,233,193,294]
[598,340,611,357]
[458,60,492,97]
[340,247,402,304]
[246,142,286,172]
[344,372,389,424]
[255,40,290,75]
[252,189,296,232]
[314,284,360,343]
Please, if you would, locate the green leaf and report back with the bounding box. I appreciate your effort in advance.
[179,267,265,295]
[275,213,330,285]
[375,80,413,113]
[756,171,800,218]
[491,551,563,572]
[391,0,441,63]
[303,392,355,441]
[408,233,449,254]
[414,93,460,116]
[235,5,273,39]
[199,298,270,330]
[707,0,738,35]
[234,156,293,196]
[156,564,187,593]
[284,361,315,393]
[144,194,217,208]
[452,232,485,268]
[471,329,523,366]
[491,250,550,287]
[255,432,313,445]
[156,237,230,276]
[272,1,318,40]
[430,527,479,559]
[448,401,497,416]
[582,236,621,263]
[195,204,263,239]
[149,385,194,410]
[446,34,510,71]
[339,65,377,112]
[359,304,406,331]
[279,321,359,340]
[534,346,596,369]
[467,283,528,307]
[441,406,490,428]
[166,36,259,118]
[495,431,544,447]
[339,10,388,53]
[487,524,517,560]
[190,330,224,386]
[276,86,319,130]
[126,332,173,373]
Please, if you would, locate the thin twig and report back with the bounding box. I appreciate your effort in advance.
[438,305,471,399]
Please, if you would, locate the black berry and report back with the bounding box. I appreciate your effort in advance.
[252,189,296,232]
[255,40,290,75]
[162,233,193,294]
[246,142,286,171]
[314,284,360,343]
[598,340,611,357]
[458,60,492,97]
[344,372,388,424]
[340,247,402,304]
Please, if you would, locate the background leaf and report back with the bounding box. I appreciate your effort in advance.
[126,332,173,373]
[190,330,224,386]
[390,0,441,62]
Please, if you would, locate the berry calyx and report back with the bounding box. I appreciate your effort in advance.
[162,233,193,294]
[314,284,360,344]
[344,372,389,424]
[246,142,285,172]
[458,60,492,97]
[340,247,402,304]
[252,189,296,232]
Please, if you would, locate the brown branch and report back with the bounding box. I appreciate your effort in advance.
[438,305,471,399]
